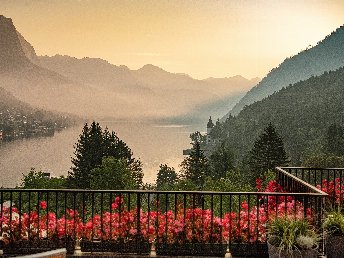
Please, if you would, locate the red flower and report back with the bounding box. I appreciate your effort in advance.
[40,201,47,210]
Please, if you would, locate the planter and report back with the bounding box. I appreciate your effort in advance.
[156,243,226,256]
[267,241,318,258]
[326,235,344,258]
[2,238,75,256]
[156,242,268,257]
[231,243,268,257]
[80,239,149,254]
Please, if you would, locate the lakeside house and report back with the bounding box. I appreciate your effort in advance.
[183,116,218,156]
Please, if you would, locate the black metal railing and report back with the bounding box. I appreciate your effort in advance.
[280,167,344,207]
[0,178,327,257]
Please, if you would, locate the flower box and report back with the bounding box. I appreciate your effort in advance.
[1,239,75,256]
[80,239,149,254]
[156,242,268,257]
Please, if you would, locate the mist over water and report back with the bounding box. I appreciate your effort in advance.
[0,121,200,188]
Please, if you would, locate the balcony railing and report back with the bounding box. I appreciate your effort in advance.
[0,167,330,257]
[280,167,344,206]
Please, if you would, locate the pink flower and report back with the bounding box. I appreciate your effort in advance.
[40,201,47,209]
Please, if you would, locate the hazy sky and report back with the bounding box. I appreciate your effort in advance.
[1,0,344,79]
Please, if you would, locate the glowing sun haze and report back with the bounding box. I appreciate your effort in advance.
[2,0,343,79]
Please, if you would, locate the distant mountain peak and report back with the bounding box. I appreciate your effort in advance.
[138,64,165,72]
[0,14,31,69]
[0,15,10,21]
[228,23,344,116]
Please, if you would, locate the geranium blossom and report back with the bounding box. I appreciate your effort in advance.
[0,180,318,248]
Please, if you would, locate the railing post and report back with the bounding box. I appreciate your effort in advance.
[150,240,157,257]
[73,238,82,256]
[224,240,232,258]
[136,192,142,253]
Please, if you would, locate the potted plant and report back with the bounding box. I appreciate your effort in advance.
[323,210,344,258]
[267,217,319,258]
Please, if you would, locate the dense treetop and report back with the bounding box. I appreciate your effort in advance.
[248,123,289,175]
[68,122,143,189]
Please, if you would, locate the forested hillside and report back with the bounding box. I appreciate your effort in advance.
[212,67,344,164]
[0,87,76,141]
[227,25,344,117]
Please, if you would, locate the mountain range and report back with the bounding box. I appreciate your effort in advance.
[212,67,344,164]
[0,15,258,124]
[212,22,344,164]
[227,24,344,117]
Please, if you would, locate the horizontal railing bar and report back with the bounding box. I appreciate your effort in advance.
[276,167,328,195]
[281,166,344,170]
[0,188,326,196]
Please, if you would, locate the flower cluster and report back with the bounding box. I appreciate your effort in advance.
[0,181,314,246]
[317,178,344,204]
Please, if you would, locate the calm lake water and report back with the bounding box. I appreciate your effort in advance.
[0,121,201,188]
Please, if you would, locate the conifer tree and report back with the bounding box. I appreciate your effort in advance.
[248,123,289,175]
[325,123,344,156]
[209,141,234,179]
[68,122,143,189]
[68,122,103,189]
[180,135,210,189]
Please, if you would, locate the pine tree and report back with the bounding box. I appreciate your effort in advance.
[248,123,289,175]
[68,122,103,189]
[180,137,210,189]
[325,123,344,156]
[68,122,143,189]
[209,141,234,179]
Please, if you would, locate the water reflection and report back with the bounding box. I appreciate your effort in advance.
[0,121,199,188]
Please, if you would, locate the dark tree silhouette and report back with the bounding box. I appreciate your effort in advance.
[209,141,235,179]
[68,122,143,189]
[248,123,289,175]
[156,164,178,190]
[180,135,210,189]
[325,123,344,156]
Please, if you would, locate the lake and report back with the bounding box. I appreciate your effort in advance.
[0,121,201,188]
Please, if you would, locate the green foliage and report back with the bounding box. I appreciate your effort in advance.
[68,122,102,189]
[301,152,344,168]
[325,123,344,156]
[209,141,235,180]
[323,210,344,236]
[156,164,178,190]
[172,179,198,191]
[203,169,253,192]
[180,138,210,190]
[68,121,143,189]
[248,123,289,176]
[90,157,136,190]
[260,170,276,189]
[212,67,344,165]
[20,168,66,189]
[268,217,318,253]
[189,131,207,147]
